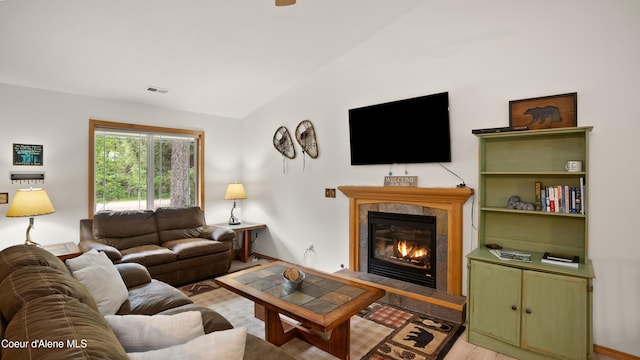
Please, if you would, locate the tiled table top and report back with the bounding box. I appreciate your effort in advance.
[215,261,385,329]
[234,263,367,315]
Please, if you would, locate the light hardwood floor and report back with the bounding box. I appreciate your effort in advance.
[446,330,616,360]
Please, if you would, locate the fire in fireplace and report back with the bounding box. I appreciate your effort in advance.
[368,211,436,288]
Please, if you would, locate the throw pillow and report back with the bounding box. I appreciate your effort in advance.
[105,311,204,353]
[66,249,129,316]
[127,327,246,360]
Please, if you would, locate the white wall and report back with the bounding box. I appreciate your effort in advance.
[0,83,242,250]
[0,0,638,356]
[241,0,640,356]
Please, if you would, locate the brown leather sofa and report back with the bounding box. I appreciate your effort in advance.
[79,206,237,286]
[0,244,294,360]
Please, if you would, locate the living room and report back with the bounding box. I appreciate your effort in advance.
[0,0,638,358]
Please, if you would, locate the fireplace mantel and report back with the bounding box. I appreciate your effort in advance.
[338,186,473,296]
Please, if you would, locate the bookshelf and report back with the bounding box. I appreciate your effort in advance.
[467,126,594,360]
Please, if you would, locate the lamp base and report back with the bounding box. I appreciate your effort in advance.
[24,239,41,247]
[24,217,42,246]
[228,201,242,225]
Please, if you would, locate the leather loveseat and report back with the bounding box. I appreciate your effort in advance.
[79,206,236,286]
[0,244,294,359]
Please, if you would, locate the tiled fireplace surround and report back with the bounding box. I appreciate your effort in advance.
[337,186,473,324]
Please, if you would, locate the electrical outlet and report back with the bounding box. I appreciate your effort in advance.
[324,188,336,198]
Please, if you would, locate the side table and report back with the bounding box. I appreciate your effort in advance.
[213,221,266,263]
[42,242,83,261]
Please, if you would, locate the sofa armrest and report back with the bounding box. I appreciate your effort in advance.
[78,239,123,261]
[200,225,236,242]
[114,262,152,289]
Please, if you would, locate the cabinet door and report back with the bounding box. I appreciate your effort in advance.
[469,261,522,346]
[522,270,587,360]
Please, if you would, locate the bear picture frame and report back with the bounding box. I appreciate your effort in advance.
[509,92,577,130]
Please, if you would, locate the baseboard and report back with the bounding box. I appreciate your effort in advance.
[594,344,640,360]
[252,252,281,262]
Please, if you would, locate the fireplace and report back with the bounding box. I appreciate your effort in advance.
[368,211,436,288]
[338,186,473,296]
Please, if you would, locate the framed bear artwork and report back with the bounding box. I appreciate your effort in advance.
[509,92,577,130]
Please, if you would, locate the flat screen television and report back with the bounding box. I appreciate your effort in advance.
[348,92,451,165]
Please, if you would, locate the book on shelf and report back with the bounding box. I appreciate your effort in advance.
[580,177,586,215]
[536,182,584,214]
[534,181,542,211]
[489,248,532,262]
[541,252,579,268]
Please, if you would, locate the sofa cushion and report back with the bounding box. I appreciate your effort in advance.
[2,294,129,360]
[0,244,70,283]
[93,210,160,249]
[162,238,231,260]
[120,245,177,266]
[105,311,204,352]
[117,279,192,315]
[155,206,206,243]
[0,265,99,321]
[127,327,246,360]
[0,312,6,345]
[66,249,129,316]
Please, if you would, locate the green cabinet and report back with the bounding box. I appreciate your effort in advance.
[469,261,521,346]
[467,127,594,360]
[469,261,589,360]
[522,269,587,359]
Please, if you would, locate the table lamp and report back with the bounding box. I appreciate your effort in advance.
[6,188,56,246]
[224,183,246,225]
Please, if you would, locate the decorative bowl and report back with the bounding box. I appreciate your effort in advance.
[282,268,305,290]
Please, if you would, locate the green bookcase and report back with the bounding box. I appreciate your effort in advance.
[467,126,594,360]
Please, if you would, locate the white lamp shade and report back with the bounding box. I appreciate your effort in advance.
[224,183,247,200]
[6,188,55,217]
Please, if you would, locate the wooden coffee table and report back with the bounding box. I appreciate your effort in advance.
[215,261,384,360]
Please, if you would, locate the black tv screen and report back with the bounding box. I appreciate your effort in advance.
[348,92,451,165]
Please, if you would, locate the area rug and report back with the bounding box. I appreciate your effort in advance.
[361,303,465,360]
[186,285,464,360]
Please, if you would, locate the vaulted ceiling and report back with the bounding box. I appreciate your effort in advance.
[0,0,423,119]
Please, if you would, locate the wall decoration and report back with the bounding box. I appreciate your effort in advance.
[509,92,577,130]
[0,192,8,204]
[273,126,296,159]
[295,120,318,159]
[273,126,296,174]
[13,143,43,166]
[10,171,45,184]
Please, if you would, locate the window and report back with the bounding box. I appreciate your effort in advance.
[89,120,204,217]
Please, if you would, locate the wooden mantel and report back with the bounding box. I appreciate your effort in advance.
[338,186,473,296]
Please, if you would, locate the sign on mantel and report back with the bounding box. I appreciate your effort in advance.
[384,176,418,187]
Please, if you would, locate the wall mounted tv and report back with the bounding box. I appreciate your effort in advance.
[348,92,451,165]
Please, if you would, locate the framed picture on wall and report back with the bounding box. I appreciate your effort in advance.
[509,92,577,130]
[0,193,7,204]
[13,144,43,166]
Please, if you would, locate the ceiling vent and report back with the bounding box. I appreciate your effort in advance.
[146,86,169,94]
